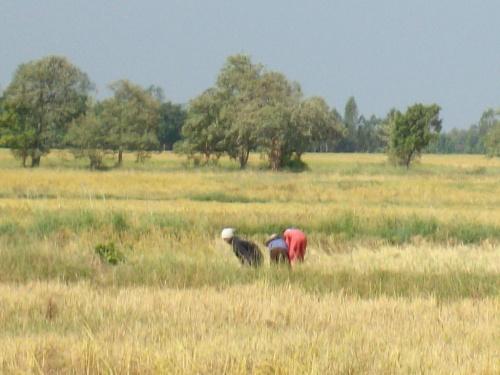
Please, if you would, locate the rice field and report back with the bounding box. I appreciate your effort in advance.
[0,149,499,374]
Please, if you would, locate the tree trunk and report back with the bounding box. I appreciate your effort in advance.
[405,152,413,169]
[269,140,281,171]
[239,149,249,169]
[117,148,123,166]
[31,155,41,168]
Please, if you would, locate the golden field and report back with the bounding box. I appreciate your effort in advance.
[0,149,499,374]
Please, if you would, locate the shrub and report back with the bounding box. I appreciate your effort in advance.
[95,242,125,265]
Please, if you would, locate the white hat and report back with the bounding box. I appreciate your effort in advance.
[221,228,235,240]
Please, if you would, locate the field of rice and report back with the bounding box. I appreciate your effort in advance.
[0,150,498,374]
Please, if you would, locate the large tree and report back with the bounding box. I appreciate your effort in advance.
[0,56,92,167]
[388,104,442,168]
[176,54,344,170]
[100,80,160,164]
[175,88,226,164]
[254,72,301,170]
[216,54,263,168]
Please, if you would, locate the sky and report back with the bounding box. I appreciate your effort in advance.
[1,0,499,130]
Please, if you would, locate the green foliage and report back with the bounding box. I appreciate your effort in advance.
[290,96,342,159]
[336,96,360,152]
[427,108,499,155]
[485,113,500,157]
[94,242,125,265]
[100,80,160,165]
[217,55,263,168]
[0,108,36,167]
[157,102,186,150]
[0,56,92,167]
[355,115,387,153]
[388,104,442,168]
[65,109,113,169]
[177,55,343,170]
[176,88,226,164]
[253,71,299,170]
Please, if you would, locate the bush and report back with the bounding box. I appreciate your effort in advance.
[95,242,125,265]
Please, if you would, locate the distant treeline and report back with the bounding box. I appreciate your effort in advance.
[427,109,499,154]
[0,55,498,169]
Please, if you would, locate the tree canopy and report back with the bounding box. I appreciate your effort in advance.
[177,54,342,170]
[0,53,497,170]
[388,104,442,168]
[0,56,92,167]
[100,80,161,164]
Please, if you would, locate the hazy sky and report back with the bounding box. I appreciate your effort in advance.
[1,0,499,129]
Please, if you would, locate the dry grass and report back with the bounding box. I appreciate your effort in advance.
[0,149,499,374]
[0,282,498,374]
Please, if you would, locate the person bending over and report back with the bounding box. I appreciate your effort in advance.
[221,228,262,267]
[265,234,290,266]
[283,228,307,264]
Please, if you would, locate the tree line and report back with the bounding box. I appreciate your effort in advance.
[0,56,185,168]
[0,54,498,170]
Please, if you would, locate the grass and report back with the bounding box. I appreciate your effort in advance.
[0,149,499,373]
[0,283,498,374]
[1,208,498,247]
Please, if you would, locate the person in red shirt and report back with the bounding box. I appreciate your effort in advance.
[283,228,307,264]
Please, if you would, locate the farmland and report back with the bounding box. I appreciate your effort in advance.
[0,150,499,374]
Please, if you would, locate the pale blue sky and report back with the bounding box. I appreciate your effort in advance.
[1,0,499,129]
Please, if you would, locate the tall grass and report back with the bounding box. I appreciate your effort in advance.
[0,282,498,374]
[1,208,498,246]
[0,150,499,373]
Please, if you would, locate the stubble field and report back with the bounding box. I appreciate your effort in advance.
[0,150,499,374]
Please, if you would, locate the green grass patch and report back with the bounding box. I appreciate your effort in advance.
[0,240,497,300]
[190,192,266,203]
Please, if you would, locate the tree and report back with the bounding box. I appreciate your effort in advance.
[477,109,499,153]
[175,88,226,164]
[336,96,360,152]
[100,80,160,164]
[355,115,387,153]
[157,102,186,150]
[176,54,345,170]
[254,72,302,170]
[216,54,263,168]
[65,107,112,169]
[290,96,342,159]
[0,106,35,166]
[388,104,442,168]
[485,110,500,157]
[0,56,92,167]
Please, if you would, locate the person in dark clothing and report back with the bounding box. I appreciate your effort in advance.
[221,228,263,267]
